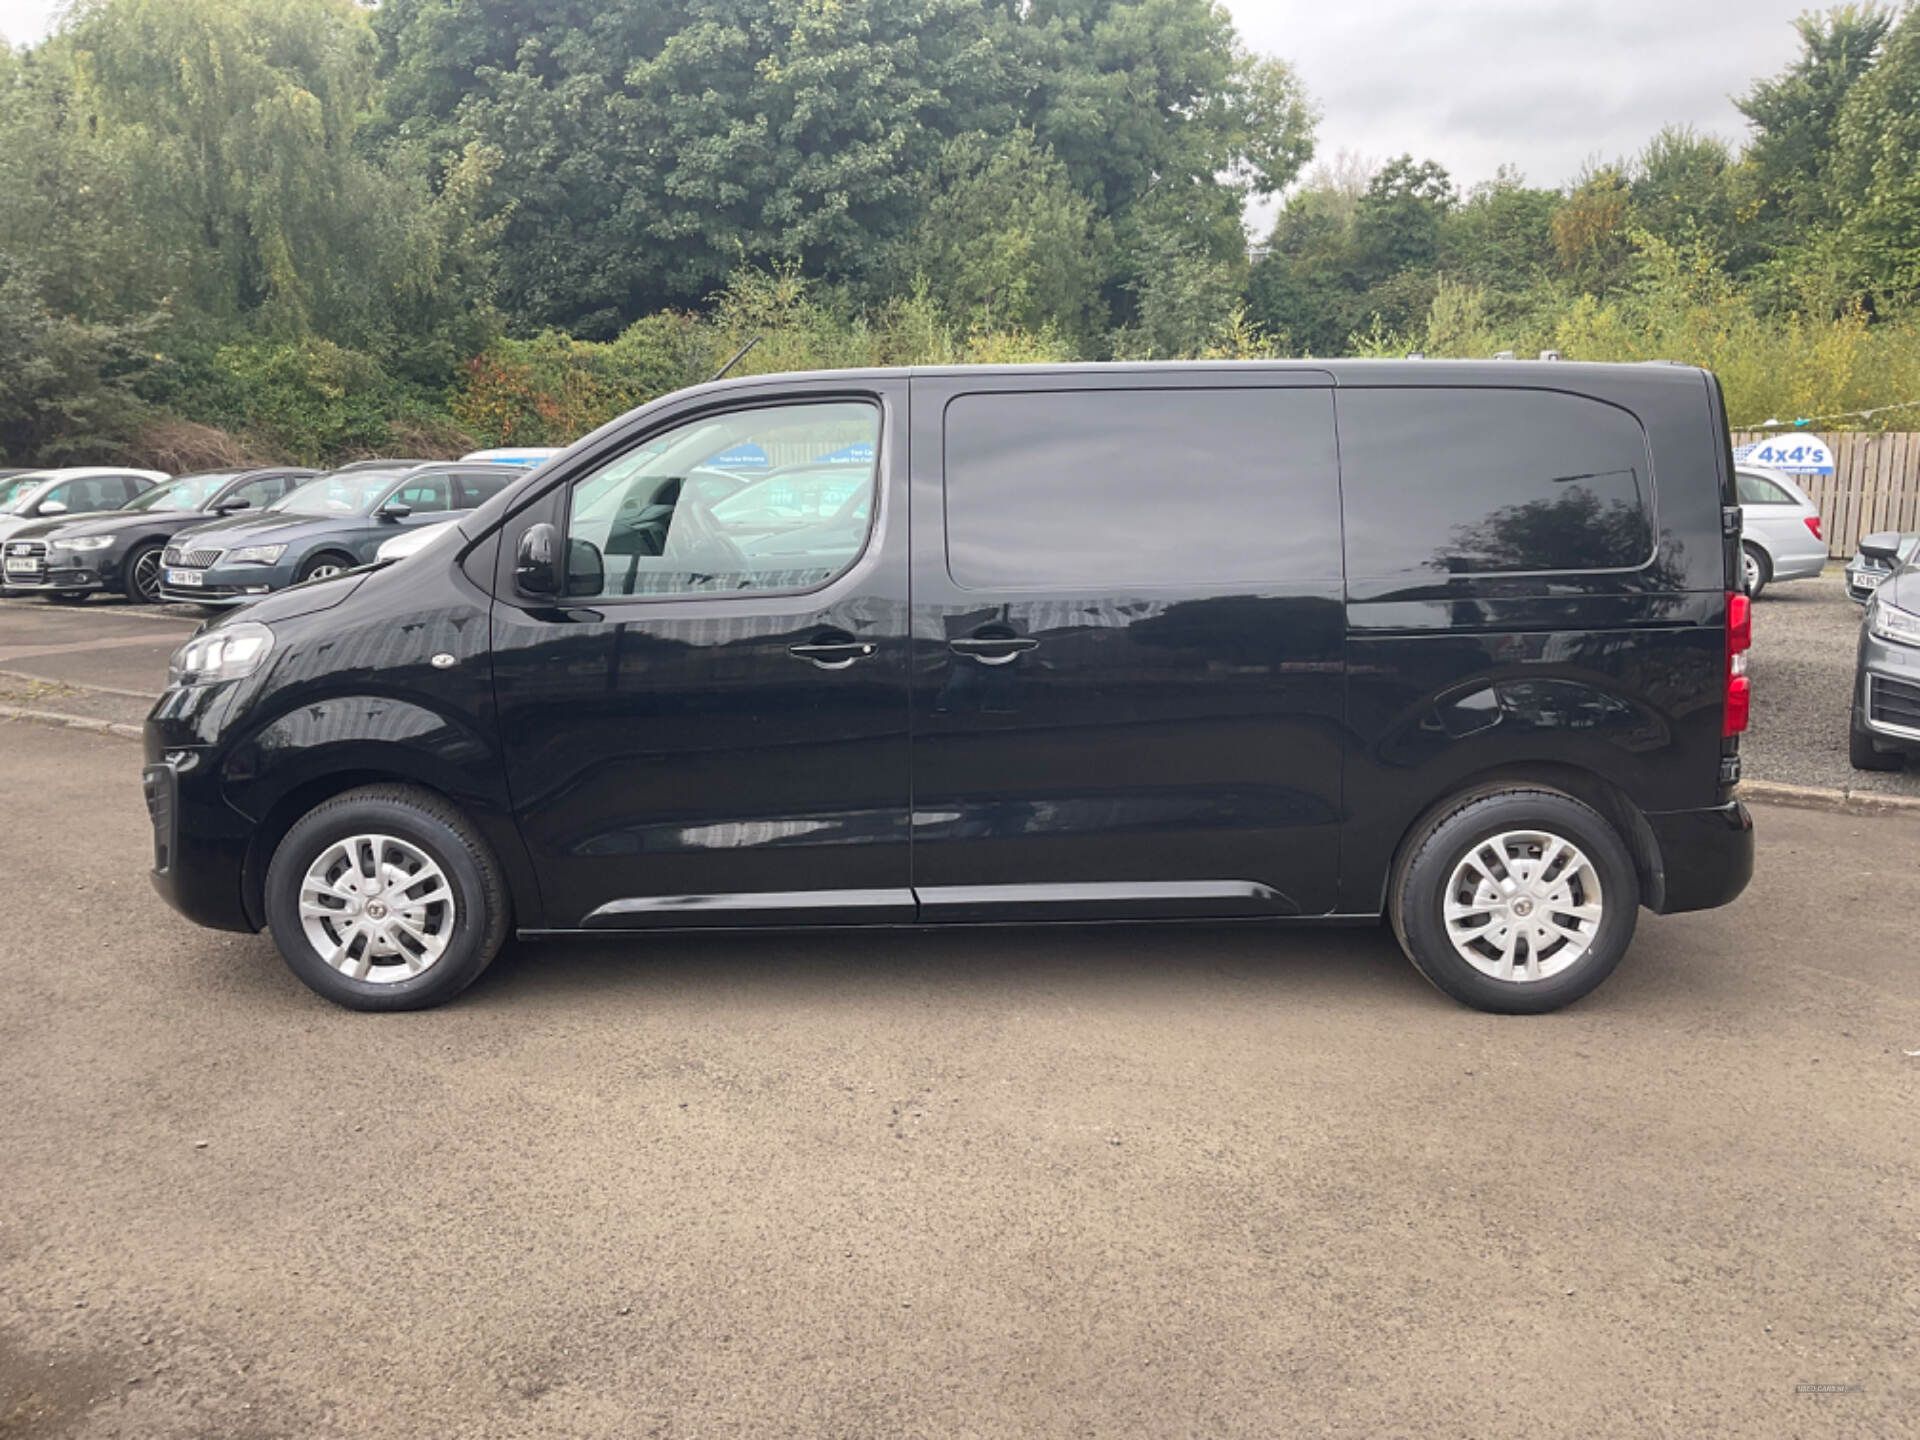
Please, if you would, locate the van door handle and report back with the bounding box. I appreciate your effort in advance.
[950,629,1038,666]
[788,632,877,670]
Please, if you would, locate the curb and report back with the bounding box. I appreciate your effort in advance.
[0,704,143,741]
[1739,779,1920,818]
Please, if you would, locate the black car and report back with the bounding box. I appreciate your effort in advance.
[2,468,314,603]
[156,462,520,606]
[144,359,1754,1015]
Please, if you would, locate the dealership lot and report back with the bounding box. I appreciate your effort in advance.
[0,590,1917,1437]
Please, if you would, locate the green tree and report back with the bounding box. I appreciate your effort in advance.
[1833,4,1920,299]
[1351,155,1454,281]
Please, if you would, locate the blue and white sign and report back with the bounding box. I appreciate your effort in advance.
[707,442,771,470]
[814,442,875,466]
[1734,437,1836,476]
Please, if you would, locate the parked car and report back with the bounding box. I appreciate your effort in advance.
[1849,543,1920,770]
[1843,530,1920,604]
[144,359,1754,1015]
[155,462,521,606]
[1735,466,1827,598]
[1,468,168,592]
[1,468,314,604]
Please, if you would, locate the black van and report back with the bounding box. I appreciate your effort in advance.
[144,361,1754,1014]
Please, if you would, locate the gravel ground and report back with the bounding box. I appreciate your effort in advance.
[1743,570,1920,797]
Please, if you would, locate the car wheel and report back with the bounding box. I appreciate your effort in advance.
[1389,787,1640,1015]
[264,785,511,1011]
[1849,702,1904,771]
[296,551,355,584]
[1741,543,1770,599]
[46,590,90,604]
[123,541,165,603]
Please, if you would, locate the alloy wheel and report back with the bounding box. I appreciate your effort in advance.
[1441,829,1605,983]
[298,833,457,984]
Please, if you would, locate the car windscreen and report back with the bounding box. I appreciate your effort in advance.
[125,472,242,512]
[272,469,405,516]
[0,474,52,513]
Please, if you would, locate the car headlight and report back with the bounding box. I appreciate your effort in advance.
[53,536,113,552]
[167,622,274,686]
[1868,599,1920,648]
[225,543,287,565]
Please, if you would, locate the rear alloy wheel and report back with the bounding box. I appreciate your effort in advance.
[123,541,165,603]
[264,785,510,1010]
[1391,788,1639,1014]
[296,551,355,584]
[1742,543,1770,599]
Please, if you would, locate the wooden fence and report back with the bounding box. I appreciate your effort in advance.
[1733,432,1920,559]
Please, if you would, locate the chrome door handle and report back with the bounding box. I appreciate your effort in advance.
[949,634,1038,666]
[788,635,877,670]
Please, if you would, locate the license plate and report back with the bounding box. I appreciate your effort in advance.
[5,557,42,574]
[166,569,204,588]
[1857,570,1884,589]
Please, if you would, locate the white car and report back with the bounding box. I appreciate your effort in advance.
[0,467,168,589]
[1735,466,1828,598]
[458,447,562,468]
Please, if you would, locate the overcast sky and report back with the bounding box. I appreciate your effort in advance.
[1,0,1816,217]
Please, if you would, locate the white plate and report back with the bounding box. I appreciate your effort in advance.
[1856,570,1884,589]
[166,569,204,587]
[4,558,42,574]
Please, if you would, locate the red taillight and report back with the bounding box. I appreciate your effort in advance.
[1724,590,1751,737]
[1805,515,1824,542]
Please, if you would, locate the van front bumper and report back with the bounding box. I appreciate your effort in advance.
[1644,800,1754,914]
[142,741,258,933]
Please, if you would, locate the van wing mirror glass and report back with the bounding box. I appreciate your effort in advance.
[565,537,604,598]
[515,522,560,595]
[1859,531,1901,562]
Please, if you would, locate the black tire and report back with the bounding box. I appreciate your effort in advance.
[1742,543,1771,600]
[296,550,356,584]
[122,540,165,603]
[263,784,511,1011]
[1849,704,1904,771]
[1389,787,1640,1015]
[45,590,90,604]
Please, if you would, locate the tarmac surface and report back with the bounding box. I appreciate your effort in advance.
[0,593,1916,1437]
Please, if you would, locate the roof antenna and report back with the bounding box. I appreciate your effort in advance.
[710,336,762,382]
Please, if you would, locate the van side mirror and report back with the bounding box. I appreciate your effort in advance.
[1859,531,1901,563]
[379,498,413,521]
[515,523,559,595]
[36,500,66,516]
[565,538,604,598]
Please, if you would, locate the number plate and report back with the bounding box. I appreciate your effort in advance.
[166,568,204,588]
[1856,570,1884,589]
[4,557,43,574]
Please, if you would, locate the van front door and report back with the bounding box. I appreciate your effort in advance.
[906,372,1348,921]
[491,385,912,930]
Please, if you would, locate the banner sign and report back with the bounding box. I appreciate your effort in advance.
[1733,437,1836,476]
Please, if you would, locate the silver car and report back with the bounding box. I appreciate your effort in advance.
[1844,530,1920,605]
[1851,549,1920,770]
[1736,466,1828,598]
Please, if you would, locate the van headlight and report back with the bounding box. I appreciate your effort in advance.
[1868,599,1920,648]
[168,622,274,686]
[225,543,287,565]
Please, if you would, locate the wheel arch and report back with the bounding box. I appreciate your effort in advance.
[1378,761,1664,920]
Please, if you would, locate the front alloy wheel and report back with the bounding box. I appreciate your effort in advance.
[265,785,510,1010]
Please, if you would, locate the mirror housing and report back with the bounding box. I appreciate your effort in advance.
[36,500,67,516]
[214,497,251,515]
[515,522,559,595]
[378,498,413,521]
[1859,530,1901,563]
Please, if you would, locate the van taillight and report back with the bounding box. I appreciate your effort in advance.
[1724,591,1751,737]
[1805,515,1824,542]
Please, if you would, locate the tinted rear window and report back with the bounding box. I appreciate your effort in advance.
[943,387,1341,590]
[1340,388,1655,579]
